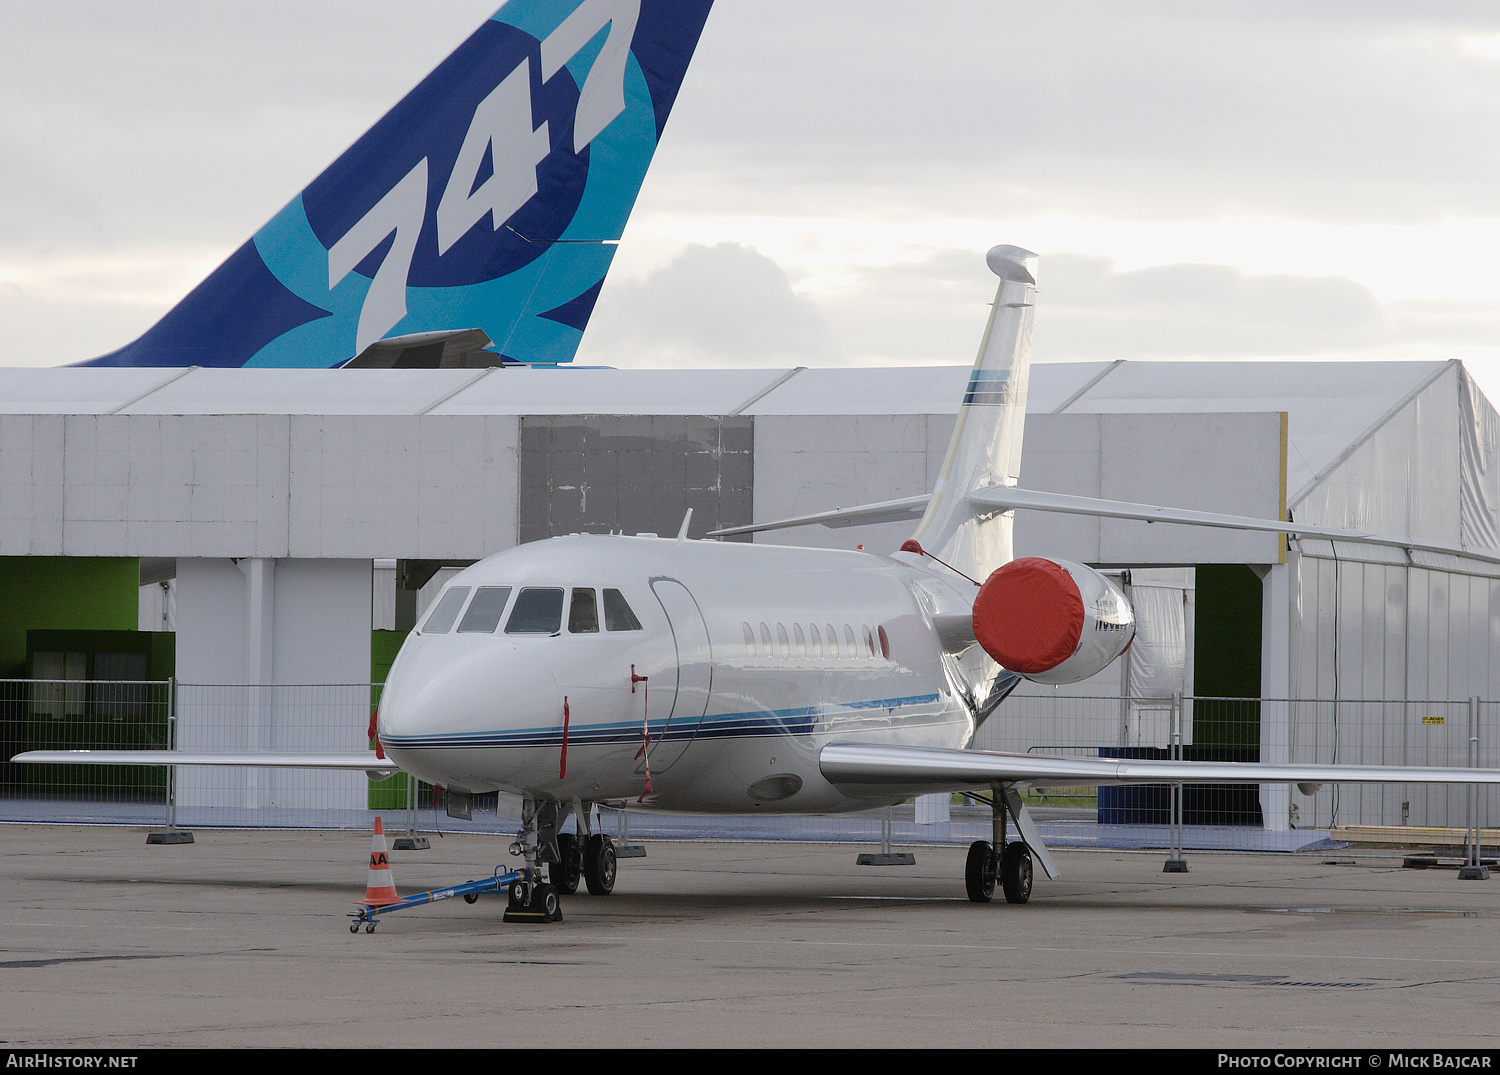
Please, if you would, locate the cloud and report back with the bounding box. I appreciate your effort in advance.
[1036,254,1389,358]
[579,242,834,368]
[1033,253,1500,361]
[587,245,1500,373]
[658,1,1500,226]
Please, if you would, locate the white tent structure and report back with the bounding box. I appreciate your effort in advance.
[0,358,1495,828]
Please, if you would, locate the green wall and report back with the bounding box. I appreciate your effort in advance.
[370,628,413,808]
[0,558,140,678]
[1192,564,1263,750]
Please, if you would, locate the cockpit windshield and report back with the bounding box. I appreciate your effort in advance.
[505,587,565,634]
[568,588,599,633]
[457,586,511,633]
[603,589,642,631]
[419,586,470,634]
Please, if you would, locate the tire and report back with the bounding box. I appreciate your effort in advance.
[549,833,582,894]
[539,886,560,918]
[508,879,527,909]
[964,840,996,903]
[1000,841,1034,905]
[584,834,617,895]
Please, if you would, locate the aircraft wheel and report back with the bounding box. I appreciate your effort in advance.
[508,879,528,910]
[584,834,617,895]
[550,833,582,894]
[964,840,996,903]
[1000,841,1033,905]
[536,883,560,919]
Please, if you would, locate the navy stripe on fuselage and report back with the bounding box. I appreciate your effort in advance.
[380,692,944,750]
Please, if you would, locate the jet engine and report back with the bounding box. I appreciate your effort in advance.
[972,557,1135,685]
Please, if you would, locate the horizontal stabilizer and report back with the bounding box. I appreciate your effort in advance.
[707,495,931,537]
[820,743,1500,800]
[13,750,400,779]
[341,328,500,369]
[966,486,1500,566]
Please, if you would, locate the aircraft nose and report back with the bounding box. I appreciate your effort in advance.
[378,640,560,743]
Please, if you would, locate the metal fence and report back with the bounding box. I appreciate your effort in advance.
[2,680,1495,849]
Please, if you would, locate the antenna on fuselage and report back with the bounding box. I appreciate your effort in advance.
[676,508,693,541]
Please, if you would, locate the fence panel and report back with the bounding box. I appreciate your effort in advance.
[1,681,1494,841]
[0,678,172,824]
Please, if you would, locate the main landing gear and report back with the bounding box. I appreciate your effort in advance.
[964,791,1034,905]
[546,832,617,896]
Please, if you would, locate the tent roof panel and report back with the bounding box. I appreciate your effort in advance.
[0,361,1463,499]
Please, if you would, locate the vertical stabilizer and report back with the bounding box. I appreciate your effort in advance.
[82,0,714,369]
[908,245,1037,579]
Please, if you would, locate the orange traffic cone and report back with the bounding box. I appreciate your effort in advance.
[359,817,400,907]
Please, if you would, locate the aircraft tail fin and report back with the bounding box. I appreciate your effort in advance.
[906,245,1038,579]
[83,0,715,370]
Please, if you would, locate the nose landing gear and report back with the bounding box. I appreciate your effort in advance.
[501,797,622,921]
[503,797,565,923]
[505,878,563,923]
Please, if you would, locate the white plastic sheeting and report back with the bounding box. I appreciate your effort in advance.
[1123,579,1194,749]
[1281,551,1500,827]
[1460,368,1500,554]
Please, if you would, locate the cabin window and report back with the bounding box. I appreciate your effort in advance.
[793,623,806,658]
[878,624,891,660]
[420,586,470,635]
[742,622,756,657]
[810,624,823,658]
[776,623,791,659]
[862,625,876,657]
[826,624,839,658]
[506,587,565,634]
[603,589,643,631]
[457,586,512,633]
[844,624,858,656]
[759,622,773,656]
[568,588,600,633]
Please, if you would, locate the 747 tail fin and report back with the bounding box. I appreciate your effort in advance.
[82,0,714,370]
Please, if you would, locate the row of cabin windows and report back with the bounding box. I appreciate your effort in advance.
[421,585,643,637]
[741,621,890,661]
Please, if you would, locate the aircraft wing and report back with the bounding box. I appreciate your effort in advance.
[12,750,400,778]
[819,743,1500,800]
[709,484,1500,568]
[963,486,1500,566]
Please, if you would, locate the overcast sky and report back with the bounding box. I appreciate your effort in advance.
[5,1,1500,403]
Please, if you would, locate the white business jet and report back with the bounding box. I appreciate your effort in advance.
[22,246,1500,920]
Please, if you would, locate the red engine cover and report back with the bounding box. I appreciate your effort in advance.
[972,557,1085,674]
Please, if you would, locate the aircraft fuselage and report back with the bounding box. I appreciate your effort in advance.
[377,534,976,812]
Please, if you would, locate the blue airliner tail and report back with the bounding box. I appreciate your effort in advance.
[83,0,713,369]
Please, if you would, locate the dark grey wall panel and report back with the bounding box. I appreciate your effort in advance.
[519,416,753,543]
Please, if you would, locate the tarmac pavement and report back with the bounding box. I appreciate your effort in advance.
[1,825,1497,1048]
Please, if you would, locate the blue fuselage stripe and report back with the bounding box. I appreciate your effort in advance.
[381,692,944,750]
